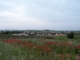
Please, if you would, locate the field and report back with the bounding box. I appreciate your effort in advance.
[0,35,80,60]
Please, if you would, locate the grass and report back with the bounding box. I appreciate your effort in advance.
[0,35,80,60]
[0,41,27,60]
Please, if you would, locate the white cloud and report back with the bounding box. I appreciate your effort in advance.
[0,0,80,30]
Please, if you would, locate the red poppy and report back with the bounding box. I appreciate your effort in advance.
[77,45,80,49]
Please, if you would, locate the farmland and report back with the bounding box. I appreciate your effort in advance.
[0,31,80,60]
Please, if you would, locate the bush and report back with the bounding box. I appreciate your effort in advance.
[67,32,74,39]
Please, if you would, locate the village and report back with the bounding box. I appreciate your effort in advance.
[10,30,79,36]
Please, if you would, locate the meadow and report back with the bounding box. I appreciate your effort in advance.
[0,35,80,60]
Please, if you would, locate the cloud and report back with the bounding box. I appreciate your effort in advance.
[0,0,80,30]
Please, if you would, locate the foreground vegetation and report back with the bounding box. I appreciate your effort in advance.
[0,36,80,60]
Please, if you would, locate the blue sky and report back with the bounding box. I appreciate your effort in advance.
[0,0,80,30]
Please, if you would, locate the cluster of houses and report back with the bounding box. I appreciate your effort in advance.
[12,30,68,36]
[0,30,80,36]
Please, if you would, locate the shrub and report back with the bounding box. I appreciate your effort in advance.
[67,32,74,39]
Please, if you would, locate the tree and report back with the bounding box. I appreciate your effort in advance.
[67,32,74,39]
[4,31,12,36]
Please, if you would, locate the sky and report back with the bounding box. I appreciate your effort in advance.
[0,0,80,30]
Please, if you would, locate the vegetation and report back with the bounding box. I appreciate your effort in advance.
[67,32,74,39]
[0,30,80,60]
[0,35,80,60]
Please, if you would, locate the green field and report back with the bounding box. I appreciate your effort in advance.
[0,35,80,60]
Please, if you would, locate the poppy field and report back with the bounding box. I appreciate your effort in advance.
[0,36,80,60]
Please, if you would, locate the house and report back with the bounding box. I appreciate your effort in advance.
[29,31,35,36]
[12,32,29,36]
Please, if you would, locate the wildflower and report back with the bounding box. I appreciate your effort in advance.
[17,40,21,43]
[77,58,80,60]
[45,42,58,45]
[77,45,80,49]
[42,46,52,52]
[59,54,64,59]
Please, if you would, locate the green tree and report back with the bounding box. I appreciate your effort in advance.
[67,32,74,39]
